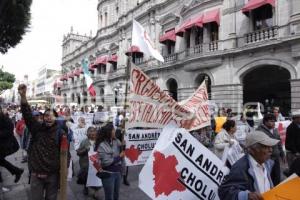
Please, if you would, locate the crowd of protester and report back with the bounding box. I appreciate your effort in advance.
[0,84,299,200]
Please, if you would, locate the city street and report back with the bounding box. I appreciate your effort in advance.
[0,148,150,200]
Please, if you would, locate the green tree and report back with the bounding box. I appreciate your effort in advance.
[0,0,32,54]
[0,68,15,95]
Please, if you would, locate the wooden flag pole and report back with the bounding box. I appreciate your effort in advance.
[59,135,68,200]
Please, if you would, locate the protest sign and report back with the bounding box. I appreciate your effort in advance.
[263,175,300,200]
[86,147,102,187]
[94,111,109,123]
[128,65,210,131]
[221,141,244,166]
[139,123,229,200]
[235,122,252,144]
[125,129,162,166]
[275,120,291,146]
[72,113,94,126]
[72,128,87,150]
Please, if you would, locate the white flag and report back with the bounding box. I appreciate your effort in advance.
[132,19,164,62]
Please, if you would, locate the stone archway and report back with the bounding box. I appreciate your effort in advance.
[195,73,211,100]
[243,65,291,115]
[166,78,178,101]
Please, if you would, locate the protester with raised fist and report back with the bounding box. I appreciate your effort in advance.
[18,84,69,200]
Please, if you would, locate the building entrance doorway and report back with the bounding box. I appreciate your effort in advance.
[243,65,291,115]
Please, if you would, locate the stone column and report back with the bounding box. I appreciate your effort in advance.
[290,0,300,34]
[211,84,243,113]
[291,79,300,112]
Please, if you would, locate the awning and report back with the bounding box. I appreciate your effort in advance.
[92,56,108,68]
[89,64,95,71]
[53,81,63,88]
[185,14,203,30]
[125,45,143,56]
[159,29,176,44]
[242,0,275,13]
[175,19,191,37]
[68,72,75,79]
[202,8,220,25]
[108,54,118,63]
[74,68,81,76]
[60,74,68,81]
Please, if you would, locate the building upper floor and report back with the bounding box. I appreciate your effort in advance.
[61,0,300,81]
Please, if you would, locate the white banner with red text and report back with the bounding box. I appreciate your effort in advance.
[127,65,210,131]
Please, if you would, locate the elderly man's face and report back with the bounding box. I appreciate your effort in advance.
[250,144,273,164]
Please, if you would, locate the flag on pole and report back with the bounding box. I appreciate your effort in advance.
[82,59,96,97]
[132,19,164,62]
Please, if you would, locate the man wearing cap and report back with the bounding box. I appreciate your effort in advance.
[219,131,279,200]
[285,110,300,168]
[257,113,285,186]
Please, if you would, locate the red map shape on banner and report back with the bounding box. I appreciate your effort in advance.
[153,151,186,197]
[125,145,142,163]
[277,123,286,145]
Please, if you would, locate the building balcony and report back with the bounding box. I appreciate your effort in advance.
[164,53,178,63]
[244,26,279,44]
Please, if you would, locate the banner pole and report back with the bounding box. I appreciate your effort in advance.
[59,135,68,200]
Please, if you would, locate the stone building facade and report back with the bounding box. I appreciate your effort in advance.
[60,0,300,115]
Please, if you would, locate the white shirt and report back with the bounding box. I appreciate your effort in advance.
[249,155,271,193]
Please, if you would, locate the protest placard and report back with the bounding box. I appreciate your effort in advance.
[94,111,109,123]
[275,120,291,146]
[263,175,300,200]
[124,129,162,166]
[221,141,244,166]
[139,123,229,200]
[128,65,210,131]
[86,147,102,187]
[72,128,87,150]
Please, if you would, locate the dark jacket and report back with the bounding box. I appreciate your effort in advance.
[257,124,284,159]
[218,155,274,200]
[77,138,92,170]
[0,114,19,157]
[285,121,300,154]
[21,102,68,174]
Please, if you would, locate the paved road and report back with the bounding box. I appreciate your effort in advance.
[0,149,151,200]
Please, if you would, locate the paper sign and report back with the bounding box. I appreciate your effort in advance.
[222,141,244,165]
[72,128,88,150]
[94,112,109,123]
[139,123,229,200]
[124,129,162,166]
[263,175,300,200]
[86,147,102,187]
[275,120,291,146]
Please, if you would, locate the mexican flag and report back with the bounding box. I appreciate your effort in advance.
[82,59,96,97]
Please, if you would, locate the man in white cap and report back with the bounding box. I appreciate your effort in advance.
[219,131,279,200]
[286,110,300,168]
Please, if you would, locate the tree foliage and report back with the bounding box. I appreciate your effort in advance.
[0,0,32,54]
[0,68,15,93]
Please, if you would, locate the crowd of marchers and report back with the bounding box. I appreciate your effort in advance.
[0,84,299,200]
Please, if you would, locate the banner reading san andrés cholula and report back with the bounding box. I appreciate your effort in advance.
[124,129,162,166]
[139,123,229,200]
[127,65,210,131]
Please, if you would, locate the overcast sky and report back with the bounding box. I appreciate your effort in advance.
[0,0,98,81]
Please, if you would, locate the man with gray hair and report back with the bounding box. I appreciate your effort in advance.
[219,131,279,200]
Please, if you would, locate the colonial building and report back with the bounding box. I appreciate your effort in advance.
[60,0,300,115]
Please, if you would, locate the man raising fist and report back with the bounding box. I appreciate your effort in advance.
[18,84,69,200]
